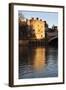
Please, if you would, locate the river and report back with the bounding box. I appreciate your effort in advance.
[19,45,58,79]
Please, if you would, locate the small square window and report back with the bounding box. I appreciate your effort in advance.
[41,35,43,37]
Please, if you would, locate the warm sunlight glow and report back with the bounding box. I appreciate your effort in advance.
[30,18,45,39]
[33,48,46,71]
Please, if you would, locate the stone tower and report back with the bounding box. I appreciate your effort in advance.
[29,17,45,39]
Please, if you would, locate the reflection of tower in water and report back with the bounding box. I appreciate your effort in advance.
[19,46,47,72]
[33,48,46,71]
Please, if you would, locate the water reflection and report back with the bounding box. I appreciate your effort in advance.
[33,48,46,71]
[19,46,58,79]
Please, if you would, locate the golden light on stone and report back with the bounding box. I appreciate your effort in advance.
[33,48,46,71]
[29,17,45,39]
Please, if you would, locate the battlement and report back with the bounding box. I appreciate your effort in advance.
[29,17,44,22]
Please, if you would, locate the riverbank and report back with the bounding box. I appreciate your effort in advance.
[19,39,47,47]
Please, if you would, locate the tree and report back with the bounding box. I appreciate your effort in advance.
[18,11,25,20]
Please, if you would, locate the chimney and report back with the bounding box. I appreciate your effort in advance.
[40,19,42,21]
[31,17,34,20]
[36,17,39,20]
[44,21,46,23]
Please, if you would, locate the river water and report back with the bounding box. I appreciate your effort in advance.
[19,46,58,79]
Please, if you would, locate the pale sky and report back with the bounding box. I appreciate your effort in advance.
[19,10,58,28]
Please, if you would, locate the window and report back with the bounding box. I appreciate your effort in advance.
[41,35,43,37]
[33,29,35,31]
[38,29,40,32]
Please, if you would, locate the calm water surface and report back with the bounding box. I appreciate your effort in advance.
[19,46,58,79]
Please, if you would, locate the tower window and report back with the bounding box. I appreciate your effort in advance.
[38,29,40,32]
[33,29,35,31]
[41,35,43,37]
[38,24,39,27]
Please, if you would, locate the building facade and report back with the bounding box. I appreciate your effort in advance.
[19,17,47,40]
[26,18,45,40]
